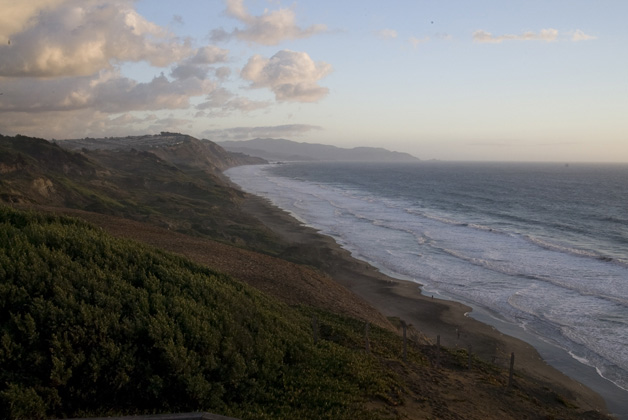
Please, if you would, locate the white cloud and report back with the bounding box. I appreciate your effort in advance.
[212,0,327,45]
[202,124,322,141]
[241,50,332,102]
[377,29,398,40]
[572,30,597,41]
[473,29,559,43]
[0,0,193,78]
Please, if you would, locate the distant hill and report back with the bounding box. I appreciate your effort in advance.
[217,138,420,162]
[59,132,266,173]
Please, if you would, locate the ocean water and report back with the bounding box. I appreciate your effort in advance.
[225,161,628,411]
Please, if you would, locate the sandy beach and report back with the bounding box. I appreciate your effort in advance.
[239,195,613,416]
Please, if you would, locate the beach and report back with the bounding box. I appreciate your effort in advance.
[239,194,613,416]
[44,194,614,418]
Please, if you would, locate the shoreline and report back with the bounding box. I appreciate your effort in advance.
[240,194,619,418]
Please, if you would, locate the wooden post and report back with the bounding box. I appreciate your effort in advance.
[508,352,515,388]
[401,320,407,362]
[365,322,370,353]
[311,316,318,344]
[436,335,441,368]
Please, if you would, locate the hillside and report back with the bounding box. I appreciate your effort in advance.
[217,138,420,162]
[0,134,278,252]
[59,133,266,173]
[0,206,408,419]
[0,206,612,420]
[0,134,613,419]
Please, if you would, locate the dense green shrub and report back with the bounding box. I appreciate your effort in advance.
[0,207,400,419]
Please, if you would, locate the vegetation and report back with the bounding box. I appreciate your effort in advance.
[0,206,406,419]
[0,135,282,254]
[0,135,612,420]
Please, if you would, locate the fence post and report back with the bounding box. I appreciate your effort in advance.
[365,322,370,353]
[508,352,515,388]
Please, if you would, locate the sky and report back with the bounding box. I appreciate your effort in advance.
[0,0,626,162]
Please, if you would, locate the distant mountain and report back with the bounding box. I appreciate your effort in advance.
[217,138,420,162]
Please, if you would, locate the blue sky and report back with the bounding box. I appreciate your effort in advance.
[0,0,626,161]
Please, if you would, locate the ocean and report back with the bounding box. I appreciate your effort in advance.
[225,161,628,415]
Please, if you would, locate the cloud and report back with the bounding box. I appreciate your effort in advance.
[0,0,253,138]
[241,50,332,102]
[0,0,192,78]
[215,66,232,81]
[202,124,322,141]
[196,87,270,113]
[571,30,597,41]
[0,109,130,139]
[377,29,398,40]
[186,46,230,65]
[473,29,559,43]
[409,36,430,48]
[211,0,327,45]
[0,70,216,113]
[0,0,70,44]
[169,45,231,81]
[0,1,331,140]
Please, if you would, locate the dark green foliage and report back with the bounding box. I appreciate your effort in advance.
[0,207,402,419]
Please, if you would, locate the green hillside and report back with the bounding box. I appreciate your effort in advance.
[0,134,282,253]
[0,206,404,419]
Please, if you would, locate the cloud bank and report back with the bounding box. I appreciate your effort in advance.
[0,0,332,139]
